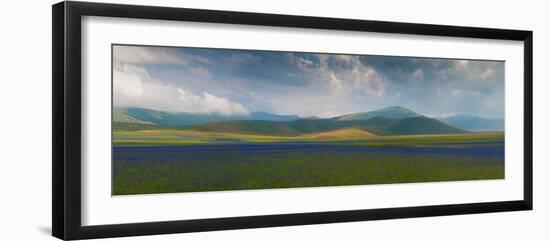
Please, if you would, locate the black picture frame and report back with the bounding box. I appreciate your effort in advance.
[52,1,533,240]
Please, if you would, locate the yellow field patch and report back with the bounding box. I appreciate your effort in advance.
[299,128,377,139]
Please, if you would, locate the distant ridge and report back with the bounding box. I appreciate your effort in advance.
[438,114,504,132]
[335,106,420,121]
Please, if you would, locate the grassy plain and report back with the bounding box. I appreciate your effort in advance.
[113,127,503,146]
[112,126,504,195]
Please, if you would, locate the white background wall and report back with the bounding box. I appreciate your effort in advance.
[0,0,548,240]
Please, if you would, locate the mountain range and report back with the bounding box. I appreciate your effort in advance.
[114,106,501,136]
[334,106,420,121]
[191,116,465,136]
[113,107,300,126]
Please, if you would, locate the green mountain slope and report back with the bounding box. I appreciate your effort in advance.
[113,107,300,126]
[114,106,466,136]
[190,116,465,136]
[387,116,466,135]
[113,108,154,124]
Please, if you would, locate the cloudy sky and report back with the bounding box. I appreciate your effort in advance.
[113,45,504,119]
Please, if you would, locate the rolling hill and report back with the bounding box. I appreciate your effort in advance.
[113,108,153,124]
[191,119,349,136]
[189,116,465,136]
[438,115,504,132]
[299,128,377,139]
[386,116,466,134]
[113,106,468,136]
[113,107,300,126]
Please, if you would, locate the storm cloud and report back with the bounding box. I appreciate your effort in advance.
[112,45,504,118]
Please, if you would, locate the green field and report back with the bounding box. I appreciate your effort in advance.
[113,125,503,146]
[112,126,505,195]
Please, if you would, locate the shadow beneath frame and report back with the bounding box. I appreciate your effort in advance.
[38,226,52,236]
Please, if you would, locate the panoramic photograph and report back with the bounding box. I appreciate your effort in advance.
[112,44,505,195]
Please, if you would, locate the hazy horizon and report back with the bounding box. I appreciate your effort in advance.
[113,45,505,119]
